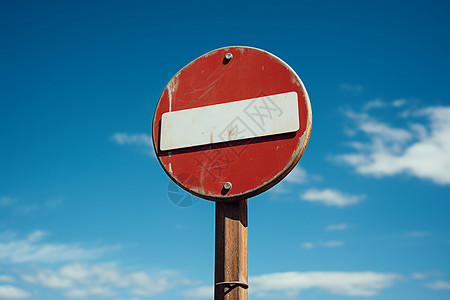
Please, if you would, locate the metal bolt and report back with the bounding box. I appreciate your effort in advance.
[223,182,232,190]
[225,53,233,61]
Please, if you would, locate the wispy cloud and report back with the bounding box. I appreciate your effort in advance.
[301,242,316,249]
[182,286,213,298]
[0,232,198,299]
[406,231,429,238]
[22,263,192,298]
[0,196,62,215]
[0,231,118,264]
[270,167,322,199]
[112,133,152,147]
[301,240,345,249]
[0,197,17,207]
[321,240,345,247]
[111,133,154,157]
[340,83,363,94]
[336,104,450,185]
[0,285,31,298]
[250,271,402,297]
[425,280,450,290]
[326,223,349,231]
[0,275,15,283]
[363,99,407,111]
[411,271,442,280]
[181,271,401,298]
[301,188,366,207]
[44,198,63,209]
[284,167,308,184]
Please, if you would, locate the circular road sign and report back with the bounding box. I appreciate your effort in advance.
[152,46,311,202]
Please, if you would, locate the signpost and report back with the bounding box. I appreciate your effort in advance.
[152,46,312,299]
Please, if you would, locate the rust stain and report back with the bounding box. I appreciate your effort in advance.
[291,74,300,87]
[227,125,237,141]
[167,75,179,112]
[204,49,219,57]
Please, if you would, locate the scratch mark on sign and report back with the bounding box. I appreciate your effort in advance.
[184,63,228,104]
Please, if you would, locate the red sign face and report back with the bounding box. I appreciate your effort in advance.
[152,46,312,201]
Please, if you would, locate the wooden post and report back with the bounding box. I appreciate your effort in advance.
[214,199,248,300]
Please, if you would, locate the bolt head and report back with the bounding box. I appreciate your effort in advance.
[225,53,233,60]
[223,182,232,190]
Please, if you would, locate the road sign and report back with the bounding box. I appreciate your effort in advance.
[152,46,312,201]
[153,46,312,300]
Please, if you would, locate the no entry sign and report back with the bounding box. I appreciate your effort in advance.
[152,46,312,201]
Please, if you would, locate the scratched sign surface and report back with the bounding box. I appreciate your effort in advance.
[152,46,312,201]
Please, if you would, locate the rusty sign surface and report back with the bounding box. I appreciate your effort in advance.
[152,46,312,201]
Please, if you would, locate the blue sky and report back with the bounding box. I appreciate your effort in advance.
[1,0,449,299]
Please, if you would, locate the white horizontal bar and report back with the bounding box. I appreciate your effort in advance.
[160,92,299,151]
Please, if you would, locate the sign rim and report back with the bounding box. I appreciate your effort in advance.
[152,46,312,202]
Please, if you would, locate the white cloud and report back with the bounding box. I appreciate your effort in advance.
[44,198,63,208]
[111,133,154,157]
[411,273,427,280]
[320,240,345,247]
[363,99,386,111]
[0,231,117,264]
[392,99,407,107]
[326,223,348,231]
[363,99,407,111]
[0,197,35,214]
[337,105,450,185]
[22,263,188,298]
[425,280,450,290]
[301,189,366,207]
[340,83,363,94]
[284,167,308,184]
[181,286,213,298]
[64,286,116,298]
[0,196,62,215]
[0,197,17,207]
[250,271,402,297]
[301,241,345,249]
[411,271,441,280]
[16,204,39,215]
[270,167,321,199]
[181,271,400,298]
[0,276,15,283]
[269,183,291,196]
[0,285,31,298]
[22,270,73,289]
[301,242,316,249]
[127,271,170,296]
[112,133,152,147]
[406,231,429,238]
[26,231,48,242]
